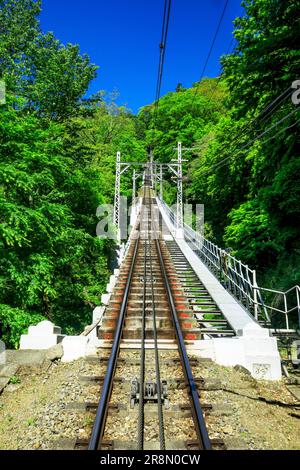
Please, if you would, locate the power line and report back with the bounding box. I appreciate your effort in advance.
[209,36,237,94]
[154,0,168,108]
[155,0,171,110]
[183,86,295,159]
[154,0,172,122]
[197,106,299,176]
[203,118,300,176]
[200,86,295,157]
[191,0,229,108]
[254,86,293,126]
[237,107,299,150]
[259,117,300,145]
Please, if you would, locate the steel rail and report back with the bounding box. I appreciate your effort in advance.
[89,182,211,450]
[149,200,166,450]
[137,199,147,449]
[88,234,140,450]
[153,208,212,450]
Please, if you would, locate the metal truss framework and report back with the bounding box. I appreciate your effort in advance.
[113,143,185,238]
[132,169,143,206]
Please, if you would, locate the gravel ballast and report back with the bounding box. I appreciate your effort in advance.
[0,352,299,450]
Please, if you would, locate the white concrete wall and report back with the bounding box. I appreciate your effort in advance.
[18,266,120,361]
[157,198,282,381]
[20,321,64,350]
[61,336,88,363]
[190,334,281,380]
[85,306,107,356]
[0,340,6,365]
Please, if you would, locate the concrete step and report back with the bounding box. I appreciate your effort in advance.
[105,306,172,316]
[126,287,166,292]
[120,269,162,276]
[122,282,165,288]
[128,293,168,300]
[101,316,174,330]
[126,300,169,309]
[98,326,202,341]
[197,319,228,325]
[201,329,235,336]
[126,307,171,315]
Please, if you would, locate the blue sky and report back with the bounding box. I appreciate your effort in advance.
[40,0,244,113]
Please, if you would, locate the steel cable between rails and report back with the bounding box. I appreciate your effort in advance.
[149,199,166,450]
[137,193,148,449]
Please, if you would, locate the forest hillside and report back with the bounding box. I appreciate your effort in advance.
[0,0,299,347]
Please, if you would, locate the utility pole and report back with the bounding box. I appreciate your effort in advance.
[160,164,163,199]
[131,169,142,227]
[114,151,121,240]
[176,142,184,238]
[132,169,136,206]
[150,151,154,188]
[114,151,121,227]
[155,160,158,194]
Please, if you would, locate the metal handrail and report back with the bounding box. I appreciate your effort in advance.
[158,197,300,330]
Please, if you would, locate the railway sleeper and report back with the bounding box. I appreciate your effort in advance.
[67,401,213,418]
[72,438,225,451]
[97,326,203,341]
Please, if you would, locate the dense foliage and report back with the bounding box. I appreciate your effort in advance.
[0,0,97,119]
[1,0,299,345]
[139,0,300,294]
[0,1,144,347]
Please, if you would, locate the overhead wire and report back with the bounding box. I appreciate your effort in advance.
[154,0,172,122]
[208,36,237,96]
[189,85,296,159]
[200,118,300,176]
[154,0,168,110]
[196,106,300,176]
[191,0,229,108]
[151,1,297,181]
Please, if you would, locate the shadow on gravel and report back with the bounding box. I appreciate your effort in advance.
[215,387,300,410]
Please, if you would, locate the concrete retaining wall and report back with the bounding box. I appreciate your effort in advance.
[17,268,120,363]
[157,197,282,381]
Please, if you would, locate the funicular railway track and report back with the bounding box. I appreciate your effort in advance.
[88,184,213,451]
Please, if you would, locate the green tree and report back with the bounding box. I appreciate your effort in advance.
[190,0,300,289]
[26,33,98,120]
[139,0,300,294]
[0,0,41,90]
[0,96,113,346]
